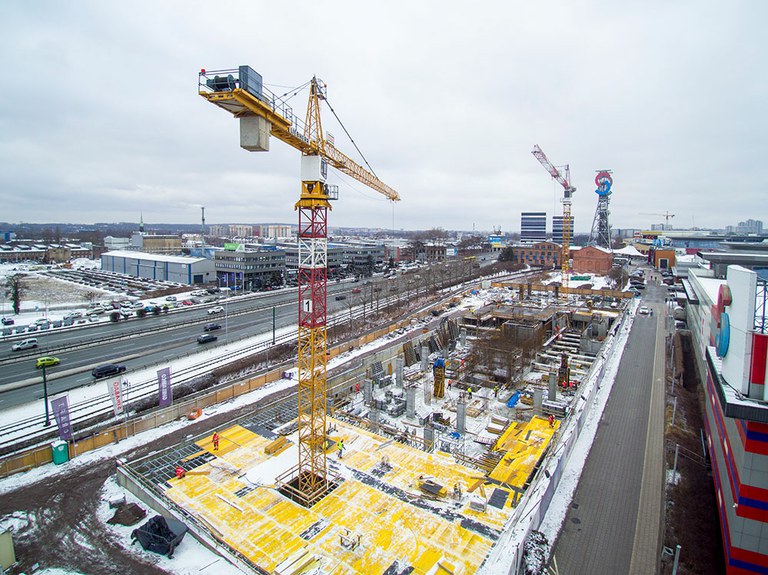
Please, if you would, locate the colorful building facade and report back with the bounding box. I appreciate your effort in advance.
[686,266,768,573]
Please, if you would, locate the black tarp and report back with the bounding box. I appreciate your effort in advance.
[131,515,188,558]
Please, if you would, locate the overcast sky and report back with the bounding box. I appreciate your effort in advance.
[1,1,766,234]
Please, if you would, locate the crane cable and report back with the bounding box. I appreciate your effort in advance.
[323,96,380,181]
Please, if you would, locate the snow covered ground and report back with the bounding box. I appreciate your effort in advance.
[0,268,635,574]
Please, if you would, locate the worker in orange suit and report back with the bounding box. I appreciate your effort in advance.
[175,465,186,479]
[548,414,555,428]
[212,431,220,451]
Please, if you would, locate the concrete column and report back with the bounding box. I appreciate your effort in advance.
[423,424,435,452]
[548,371,558,401]
[406,386,416,419]
[533,388,543,415]
[421,345,429,371]
[369,407,379,433]
[424,376,432,406]
[456,397,467,435]
[396,356,404,388]
[460,328,467,347]
[364,378,373,406]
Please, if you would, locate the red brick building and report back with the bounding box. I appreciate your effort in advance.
[572,245,613,274]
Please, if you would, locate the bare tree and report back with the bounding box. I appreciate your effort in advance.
[5,274,25,315]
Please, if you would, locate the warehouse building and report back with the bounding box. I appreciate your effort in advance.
[101,250,216,285]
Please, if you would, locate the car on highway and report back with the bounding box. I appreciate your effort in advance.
[638,306,650,315]
[35,356,60,369]
[335,295,347,301]
[203,323,221,332]
[208,306,224,315]
[91,363,127,379]
[1,317,15,326]
[197,333,218,344]
[11,338,38,351]
[165,296,177,301]
[182,300,194,306]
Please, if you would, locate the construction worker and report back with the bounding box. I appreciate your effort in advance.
[212,431,220,451]
[468,386,473,399]
[493,385,499,398]
[337,439,344,459]
[548,414,555,428]
[175,465,186,479]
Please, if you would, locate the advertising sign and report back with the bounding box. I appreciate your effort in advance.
[51,395,73,440]
[157,367,172,408]
[107,378,124,416]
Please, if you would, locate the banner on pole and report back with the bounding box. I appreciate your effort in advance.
[51,395,73,440]
[157,367,172,408]
[107,378,124,416]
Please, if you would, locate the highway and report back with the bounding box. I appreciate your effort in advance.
[0,278,399,410]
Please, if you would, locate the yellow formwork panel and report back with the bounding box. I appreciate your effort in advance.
[196,424,261,456]
[162,417,557,574]
[310,480,493,574]
[488,415,557,491]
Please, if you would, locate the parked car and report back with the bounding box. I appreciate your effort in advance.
[91,363,127,379]
[1,317,15,326]
[12,338,38,351]
[36,356,60,369]
[203,323,221,332]
[208,306,224,315]
[197,333,218,344]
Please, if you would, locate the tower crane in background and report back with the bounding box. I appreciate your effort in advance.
[199,66,400,505]
[531,145,575,298]
[640,211,675,229]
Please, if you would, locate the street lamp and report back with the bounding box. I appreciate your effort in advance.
[41,364,51,426]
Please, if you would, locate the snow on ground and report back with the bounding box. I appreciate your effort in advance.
[1,277,635,574]
[95,476,245,575]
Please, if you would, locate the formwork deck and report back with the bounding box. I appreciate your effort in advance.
[159,415,556,574]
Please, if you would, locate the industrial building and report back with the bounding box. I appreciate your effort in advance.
[101,250,216,285]
[684,265,768,573]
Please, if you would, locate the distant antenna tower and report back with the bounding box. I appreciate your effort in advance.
[200,206,206,248]
[588,170,613,249]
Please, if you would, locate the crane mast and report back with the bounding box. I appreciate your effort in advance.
[199,66,399,505]
[532,145,575,298]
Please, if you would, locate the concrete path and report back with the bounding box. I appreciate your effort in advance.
[550,284,667,573]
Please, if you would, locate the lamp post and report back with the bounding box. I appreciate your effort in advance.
[42,364,51,426]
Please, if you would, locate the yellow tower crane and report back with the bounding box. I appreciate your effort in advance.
[199,66,399,505]
[532,145,575,298]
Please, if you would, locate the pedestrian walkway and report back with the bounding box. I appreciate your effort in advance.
[550,288,666,573]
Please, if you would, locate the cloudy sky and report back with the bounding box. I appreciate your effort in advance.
[1,1,766,234]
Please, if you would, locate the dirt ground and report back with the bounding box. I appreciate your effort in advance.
[0,386,293,575]
[659,331,725,574]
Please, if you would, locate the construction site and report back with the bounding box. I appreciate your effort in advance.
[112,64,633,575]
[116,276,631,575]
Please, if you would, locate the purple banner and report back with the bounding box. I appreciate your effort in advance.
[157,367,172,408]
[51,395,73,440]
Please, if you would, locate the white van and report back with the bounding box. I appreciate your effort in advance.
[12,338,38,351]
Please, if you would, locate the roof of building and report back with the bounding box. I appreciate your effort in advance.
[102,250,209,264]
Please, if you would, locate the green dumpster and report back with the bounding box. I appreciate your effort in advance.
[51,440,69,465]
